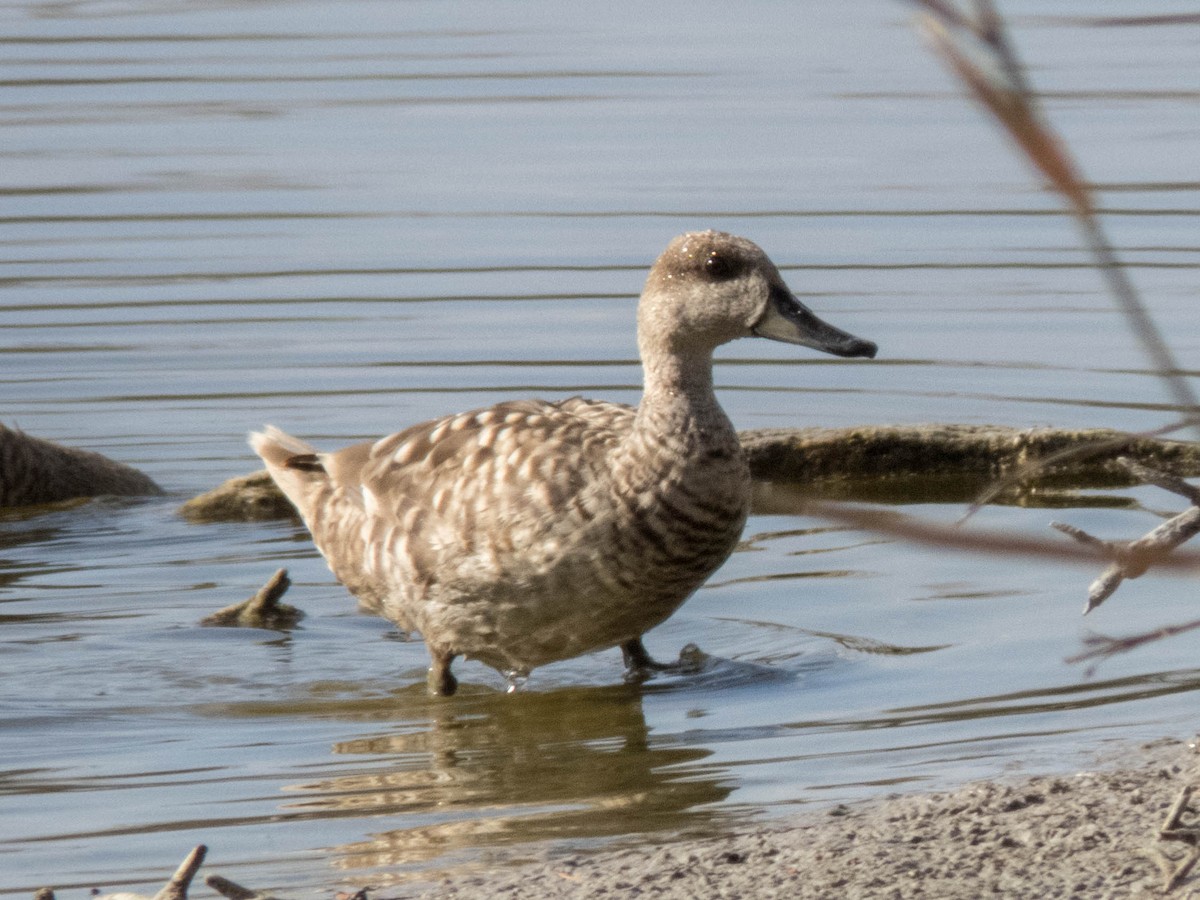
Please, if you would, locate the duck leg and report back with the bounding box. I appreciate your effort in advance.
[427,648,459,696]
[621,637,671,675]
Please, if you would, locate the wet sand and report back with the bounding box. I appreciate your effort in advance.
[411,737,1199,899]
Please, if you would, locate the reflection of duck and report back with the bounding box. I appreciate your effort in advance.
[0,423,161,508]
[285,685,734,873]
[252,232,876,694]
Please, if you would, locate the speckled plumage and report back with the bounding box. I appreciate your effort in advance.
[252,231,876,694]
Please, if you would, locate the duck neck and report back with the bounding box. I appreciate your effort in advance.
[635,342,736,442]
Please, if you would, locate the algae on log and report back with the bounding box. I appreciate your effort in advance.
[0,423,162,508]
[179,470,297,523]
[180,425,1200,522]
[741,424,1200,504]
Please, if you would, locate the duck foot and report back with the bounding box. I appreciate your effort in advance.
[622,638,707,682]
[621,637,669,674]
[427,649,459,696]
[624,643,705,681]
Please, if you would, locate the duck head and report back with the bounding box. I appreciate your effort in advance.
[639,230,877,359]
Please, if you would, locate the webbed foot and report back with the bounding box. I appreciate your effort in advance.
[622,639,707,683]
[621,637,671,676]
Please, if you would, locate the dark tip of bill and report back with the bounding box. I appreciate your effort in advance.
[842,337,878,359]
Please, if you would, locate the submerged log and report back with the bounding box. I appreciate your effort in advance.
[182,424,1200,522]
[739,424,1200,484]
[741,424,1200,505]
[0,423,162,508]
[199,569,303,630]
[179,470,296,523]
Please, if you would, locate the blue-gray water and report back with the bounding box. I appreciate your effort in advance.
[3,0,1200,893]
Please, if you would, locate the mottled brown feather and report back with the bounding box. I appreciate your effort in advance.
[251,230,875,692]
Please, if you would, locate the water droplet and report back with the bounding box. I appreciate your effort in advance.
[503,670,529,693]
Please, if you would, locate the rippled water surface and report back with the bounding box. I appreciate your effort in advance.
[3,0,1200,894]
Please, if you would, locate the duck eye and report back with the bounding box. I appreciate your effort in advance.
[704,253,733,280]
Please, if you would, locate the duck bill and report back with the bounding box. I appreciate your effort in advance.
[752,284,877,358]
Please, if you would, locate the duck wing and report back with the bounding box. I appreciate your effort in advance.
[254,398,637,609]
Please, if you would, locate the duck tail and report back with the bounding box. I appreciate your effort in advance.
[250,426,330,516]
[250,425,317,467]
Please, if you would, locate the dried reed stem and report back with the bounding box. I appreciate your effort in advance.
[914,0,1200,491]
[800,499,1200,573]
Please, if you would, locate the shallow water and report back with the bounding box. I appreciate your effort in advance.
[3,0,1200,894]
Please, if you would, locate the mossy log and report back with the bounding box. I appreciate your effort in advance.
[741,424,1200,504]
[0,423,162,509]
[180,424,1200,522]
[179,470,296,523]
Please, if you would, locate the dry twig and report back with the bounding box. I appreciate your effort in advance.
[1149,784,1200,892]
[959,419,1194,522]
[205,874,292,900]
[1052,459,1200,613]
[799,499,1200,574]
[72,845,207,900]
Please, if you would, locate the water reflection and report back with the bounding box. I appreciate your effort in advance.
[263,660,1200,881]
[880,667,1200,728]
[275,684,733,876]
[0,512,69,592]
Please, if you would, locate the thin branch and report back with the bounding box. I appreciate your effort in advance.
[1122,459,1200,506]
[1052,459,1200,612]
[801,499,1200,572]
[90,846,207,900]
[205,875,292,900]
[913,0,1200,450]
[1151,784,1200,892]
[153,845,207,900]
[960,419,1194,522]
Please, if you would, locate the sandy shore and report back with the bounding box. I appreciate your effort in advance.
[410,737,1200,899]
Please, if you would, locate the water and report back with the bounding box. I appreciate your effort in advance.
[3,0,1200,893]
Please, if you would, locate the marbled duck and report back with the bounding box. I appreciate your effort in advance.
[252,231,876,695]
